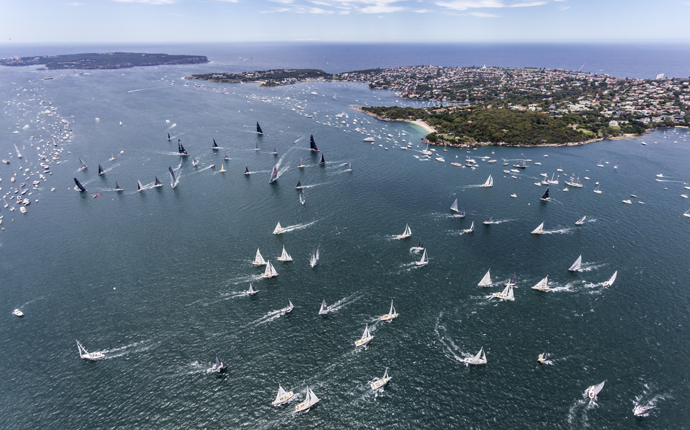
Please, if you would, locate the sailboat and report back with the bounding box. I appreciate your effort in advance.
[219,163,226,173]
[78,157,87,171]
[318,299,329,315]
[597,159,605,167]
[298,158,305,168]
[464,347,487,365]
[246,282,258,295]
[272,385,295,406]
[462,221,475,233]
[410,241,424,252]
[309,134,319,152]
[261,261,278,278]
[76,340,105,361]
[371,368,392,391]
[505,272,517,287]
[252,248,267,266]
[271,147,278,155]
[319,154,325,165]
[73,178,86,192]
[115,182,123,191]
[154,176,163,188]
[167,133,171,141]
[273,222,285,234]
[537,353,548,363]
[212,138,219,150]
[295,387,320,412]
[396,223,412,239]
[192,156,199,167]
[211,355,228,373]
[492,283,515,300]
[531,222,544,234]
[269,166,278,183]
[244,167,251,175]
[380,300,399,322]
[310,249,319,268]
[614,162,619,170]
[531,276,550,291]
[481,174,494,188]
[684,209,690,218]
[178,140,188,156]
[137,180,144,191]
[256,122,263,135]
[98,163,104,176]
[277,246,293,262]
[593,184,602,194]
[354,324,374,347]
[602,271,617,287]
[415,249,429,266]
[478,270,492,287]
[568,255,582,272]
[346,162,352,172]
[224,152,230,161]
[299,192,305,205]
[280,299,294,314]
[575,216,586,225]
[168,166,177,188]
[548,173,559,185]
[633,405,655,417]
[450,198,459,213]
[540,187,550,201]
[587,381,605,399]
[483,216,494,225]
[295,181,302,190]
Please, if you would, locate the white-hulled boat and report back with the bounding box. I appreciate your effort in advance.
[295,387,320,412]
[272,385,295,406]
[575,215,586,225]
[252,248,267,266]
[548,173,559,185]
[492,284,515,301]
[76,340,105,361]
[478,269,492,287]
[277,246,293,262]
[309,249,319,268]
[298,158,305,168]
[537,352,547,363]
[685,209,690,218]
[415,249,428,266]
[462,221,474,233]
[246,283,258,295]
[318,299,329,315]
[154,177,163,188]
[219,163,226,173]
[380,300,398,322]
[371,368,392,391]
[261,261,278,278]
[481,174,493,188]
[633,405,655,417]
[273,222,285,234]
[531,222,544,234]
[623,199,632,204]
[78,157,87,171]
[587,381,605,399]
[211,355,229,373]
[511,193,517,198]
[531,276,550,291]
[244,167,251,175]
[410,241,424,253]
[540,187,550,201]
[396,223,412,239]
[355,324,374,347]
[483,216,494,225]
[602,271,617,287]
[568,255,582,272]
[192,157,199,167]
[593,184,602,194]
[464,347,487,365]
[450,198,459,213]
[12,309,24,317]
[597,159,604,167]
[281,299,294,314]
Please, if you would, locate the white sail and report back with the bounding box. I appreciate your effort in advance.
[568,255,582,272]
[273,222,284,234]
[531,222,544,234]
[478,270,492,287]
[253,248,267,266]
[319,299,329,315]
[310,248,319,268]
[531,276,550,291]
[450,198,459,212]
[355,324,374,346]
[262,261,278,278]
[481,174,493,187]
[464,347,487,365]
[576,215,586,225]
[307,388,319,404]
[277,246,292,262]
[275,386,287,403]
[380,300,398,321]
[397,223,412,239]
[371,368,392,390]
[415,249,428,266]
[588,381,605,398]
[603,271,617,287]
[219,163,226,173]
[463,221,474,233]
[493,284,515,301]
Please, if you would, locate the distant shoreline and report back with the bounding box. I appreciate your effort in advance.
[352,106,437,133]
[0,52,209,70]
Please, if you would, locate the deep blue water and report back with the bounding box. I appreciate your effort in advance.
[1,46,690,429]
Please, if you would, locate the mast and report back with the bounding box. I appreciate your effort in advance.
[168,166,177,188]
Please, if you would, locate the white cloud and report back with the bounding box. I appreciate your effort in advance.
[259,7,291,12]
[112,0,177,4]
[413,8,428,12]
[469,11,498,16]
[269,0,295,4]
[435,0,545,10]
[559,5,569,10]
[66,1,83,5]
[273,0,410,14]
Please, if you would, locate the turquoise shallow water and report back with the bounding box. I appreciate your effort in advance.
[1,63,690,429]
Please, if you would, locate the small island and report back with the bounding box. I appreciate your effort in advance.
[0,52,208,70]
[186,69,333,86]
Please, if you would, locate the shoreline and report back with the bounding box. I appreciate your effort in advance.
[352,106,437,133]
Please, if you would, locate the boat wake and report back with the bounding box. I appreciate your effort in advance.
[281,219,319,233]
[225,274,262,286]
[300,182,329,189]
[579,262,607,272]
[327,293,364,313]
[566,396,593,428]
[541,227,574,235]
[100,163,120,174]
[490,219,514,224]
[633,386,670,417]
[166,123,177,129]
[99,339,157,360]
[463,184,483,189]
[434,313,472,364]
[127,88,156,93]
[238,309,283,331]
[18,296,45,309]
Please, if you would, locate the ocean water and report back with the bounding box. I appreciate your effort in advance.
[1,48,690,429]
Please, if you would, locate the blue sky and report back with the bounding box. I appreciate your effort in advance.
[1,0,689,44]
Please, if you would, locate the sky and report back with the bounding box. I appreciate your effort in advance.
[1,0,689,44]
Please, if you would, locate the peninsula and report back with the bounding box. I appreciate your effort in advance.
[0,52,208,70]
[186,69,332,86]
